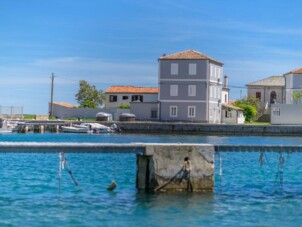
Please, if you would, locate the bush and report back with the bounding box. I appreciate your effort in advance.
[117,104,130,109]
[234,103,257,122]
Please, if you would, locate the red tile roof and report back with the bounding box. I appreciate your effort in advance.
[105,86,158,94]
[53,102,77,108]
[159,49,222,64]
[284,67,302,75]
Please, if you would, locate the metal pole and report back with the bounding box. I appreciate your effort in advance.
[50,73,55,117]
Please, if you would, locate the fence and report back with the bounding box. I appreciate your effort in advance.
[0,106,24,119]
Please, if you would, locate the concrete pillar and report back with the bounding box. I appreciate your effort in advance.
[55,125,59,133]
[24,126,28,133]
[136,144,214,192]
[39,125,44,133]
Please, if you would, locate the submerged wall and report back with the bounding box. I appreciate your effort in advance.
[137,144,214,192]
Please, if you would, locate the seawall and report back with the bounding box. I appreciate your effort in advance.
[103,122,302,136]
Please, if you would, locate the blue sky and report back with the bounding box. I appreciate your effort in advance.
[1,0,302,114]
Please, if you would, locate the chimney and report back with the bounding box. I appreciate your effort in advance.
[223,75,228,88]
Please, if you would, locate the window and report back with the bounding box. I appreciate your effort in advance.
[270,91,277,104]
[170,85,178,96]
[171,63,178,75]
[189,63,197,75]
[217,87,220,99]
[217,67,221,79]
[210,86,213,98]
[109,95,117,102]
[210,65,214,77]
[188,106,196,117]
[151,110,157,119]
[272,107,280,116]
[210,86,220,99]
[225,94,228,103]
[170,106,177,117]
[122,96,129,100]
[225,109,232,118]
[188,85,196,96]
[256,92,261,100]
[214,67,217,78]
[131,95,143,102]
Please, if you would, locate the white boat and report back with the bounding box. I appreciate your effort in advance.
[61,125,92,133]
[0,119,20,133]
[74,123,118,133]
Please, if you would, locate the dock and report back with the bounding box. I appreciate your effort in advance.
[0,142,299,153]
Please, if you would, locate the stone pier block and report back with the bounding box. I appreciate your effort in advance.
[136,144,214,192]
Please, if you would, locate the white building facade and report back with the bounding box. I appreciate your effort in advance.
[104,86,158,108]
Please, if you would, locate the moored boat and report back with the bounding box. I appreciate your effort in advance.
[61,126,92,133]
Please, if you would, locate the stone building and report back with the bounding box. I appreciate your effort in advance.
[158,50,223,123]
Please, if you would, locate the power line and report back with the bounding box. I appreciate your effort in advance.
[228,85,246,89]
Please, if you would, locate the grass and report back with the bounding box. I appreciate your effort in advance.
[23,114,36,120]
[245,122,271,125]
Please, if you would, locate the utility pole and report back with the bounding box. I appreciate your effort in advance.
[50,73,55,117]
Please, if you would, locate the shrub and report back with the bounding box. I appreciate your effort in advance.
[234,103,257,122]
[117,104,130,109]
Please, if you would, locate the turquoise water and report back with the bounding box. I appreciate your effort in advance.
[1,133,302,226]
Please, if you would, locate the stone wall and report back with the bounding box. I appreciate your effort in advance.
[102,121,302,135]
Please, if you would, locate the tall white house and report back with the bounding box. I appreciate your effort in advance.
[284,68,302,104]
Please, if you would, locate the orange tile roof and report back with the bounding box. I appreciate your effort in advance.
[53,102,77,108]
[284,67,302,75]
[159,49,222,64]
[105,86,158,94]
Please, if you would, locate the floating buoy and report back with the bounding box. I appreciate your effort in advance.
[107,180,117,191]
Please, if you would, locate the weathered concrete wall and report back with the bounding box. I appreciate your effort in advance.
[52,104,104,119]
[137,144,214,192]
[102,121,302,135]
[130,102,159,121]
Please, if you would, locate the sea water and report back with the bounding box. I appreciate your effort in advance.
[1,133,302,226]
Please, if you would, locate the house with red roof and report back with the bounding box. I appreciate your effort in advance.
[158,49,223,123]
[104,86,158,108]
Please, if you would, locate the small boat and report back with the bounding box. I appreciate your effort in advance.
[61,125,92,133]
[61,123,119,134]
[73,123,119,133]
[0,119,14,133]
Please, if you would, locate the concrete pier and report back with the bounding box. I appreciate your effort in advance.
[137,144,214,192]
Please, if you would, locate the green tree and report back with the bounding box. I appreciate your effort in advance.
[234,103,257,122]
[292,89,302,104]
[234,96,259,122]
[75,80,105,108]
[235,95,260,110]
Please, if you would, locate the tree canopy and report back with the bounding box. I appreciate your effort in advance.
[235,95,260,110]
[234,96,259,122]
[292,89,302,104]
[75,80,105,108]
